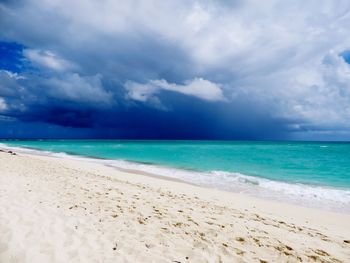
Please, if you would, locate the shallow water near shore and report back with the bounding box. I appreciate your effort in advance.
[2,140,350,212]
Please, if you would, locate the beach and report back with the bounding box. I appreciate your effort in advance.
[0,149,349,263]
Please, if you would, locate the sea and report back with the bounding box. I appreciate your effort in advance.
[1,140,350,212]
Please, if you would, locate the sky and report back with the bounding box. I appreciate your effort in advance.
[1,0,350,140]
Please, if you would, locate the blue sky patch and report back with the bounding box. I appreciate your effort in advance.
[340,50,350,64]
[0,41,26,73]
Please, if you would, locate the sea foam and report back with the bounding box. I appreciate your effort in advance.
[103,158,350,212]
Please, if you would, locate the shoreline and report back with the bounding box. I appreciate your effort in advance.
[0,148,350,262]
[1,143,350,214]
[2,147,349,220]
[0,143,197,185]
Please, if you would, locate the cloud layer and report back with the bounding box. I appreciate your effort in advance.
[1,0,350,139]
[125,78,225,106]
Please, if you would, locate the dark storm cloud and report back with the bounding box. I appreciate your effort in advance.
[1,0,350,139]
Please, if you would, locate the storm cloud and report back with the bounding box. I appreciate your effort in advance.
[1,0,350,139]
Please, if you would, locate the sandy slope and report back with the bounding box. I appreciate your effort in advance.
[0,150,349,263]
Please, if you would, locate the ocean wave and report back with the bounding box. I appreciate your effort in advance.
[2,143,350,212]
[211,171,350,204]
[0,143,67,157]
[103,161,350,211]
[102,158,350,205]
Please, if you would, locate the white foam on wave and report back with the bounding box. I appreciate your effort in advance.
[103,159,350,210]
[105,161,350,213]
[0,143,70,158]
[2,143,350,212]
[211,171,350,204]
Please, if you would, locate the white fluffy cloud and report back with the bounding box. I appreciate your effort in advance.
[288,52,350,128]
[0,70,113,110]
[23,49,76,72]
[125,78,225,103]
[44,73,113,105]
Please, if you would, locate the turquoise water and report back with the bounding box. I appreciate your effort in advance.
[2,140,350,211]
[2,140,350,189]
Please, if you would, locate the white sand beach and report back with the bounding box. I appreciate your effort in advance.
[0,149,349,263]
